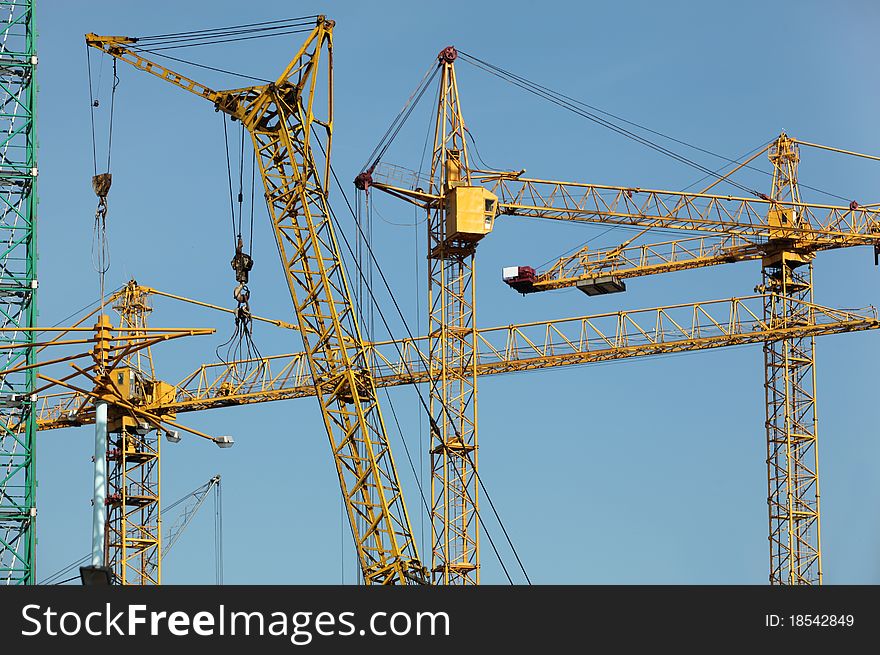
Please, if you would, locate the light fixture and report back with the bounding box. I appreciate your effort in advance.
[215,435,234,448]
[165,430,181,443]
[79,565,112,586]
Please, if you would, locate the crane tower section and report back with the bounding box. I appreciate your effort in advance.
[0,0,37,586]
[105,285,170,585]
[762,135,820,584]
[427,48,496,585]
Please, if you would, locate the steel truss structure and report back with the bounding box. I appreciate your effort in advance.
[0,0,37,586]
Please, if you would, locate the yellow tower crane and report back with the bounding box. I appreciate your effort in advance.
[361,51,880,586]
[356,47,493,585]
[489,136,880,586]
[16,284,251,585]
[32,281,879,584]
[1,307,215,585]
[85,18,428,585]
[38,286,877,428]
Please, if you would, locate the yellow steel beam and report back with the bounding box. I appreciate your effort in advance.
[792,138,880,162]
[522,234,762,293]
[85,34,247,121]
[134,285,299,331]
[36,294,878,430]
[370,169,880,246]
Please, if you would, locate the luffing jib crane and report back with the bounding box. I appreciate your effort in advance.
[86,17,428,585]
[39,474,223,585]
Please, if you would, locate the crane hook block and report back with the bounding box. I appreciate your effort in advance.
[92,173,112,200]
[438,46,457,64]
[231,235,254,284]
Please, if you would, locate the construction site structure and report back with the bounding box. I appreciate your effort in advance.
[30,281,879,586]
[423,49,483,585]
[103,285,172,585]
[7,14,877,587]
[0,0,37,586]
[490,136,880,584]
[86,18,428,585]
[364,51,880,585]
[37,287,878,428]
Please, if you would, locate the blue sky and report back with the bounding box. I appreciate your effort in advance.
[32,0,880,584]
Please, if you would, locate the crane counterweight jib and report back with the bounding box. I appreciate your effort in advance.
[373,175,880,245]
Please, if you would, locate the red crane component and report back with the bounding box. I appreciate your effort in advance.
[438,46,457,63]
[502,266,538,294]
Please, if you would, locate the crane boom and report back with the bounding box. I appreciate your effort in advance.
[87,18,427,585]
[35,294,878,429]
[372,170,880,246]
[162,475,220,560]
[510,234,762,294]
[84,34,248,120]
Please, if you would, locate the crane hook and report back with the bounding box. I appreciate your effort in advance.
[92,172,112,222]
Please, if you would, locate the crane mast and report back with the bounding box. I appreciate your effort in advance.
[87,18,428,585]
[105,284,163,585]
[761,136,820,584]
[424,48,481,585]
